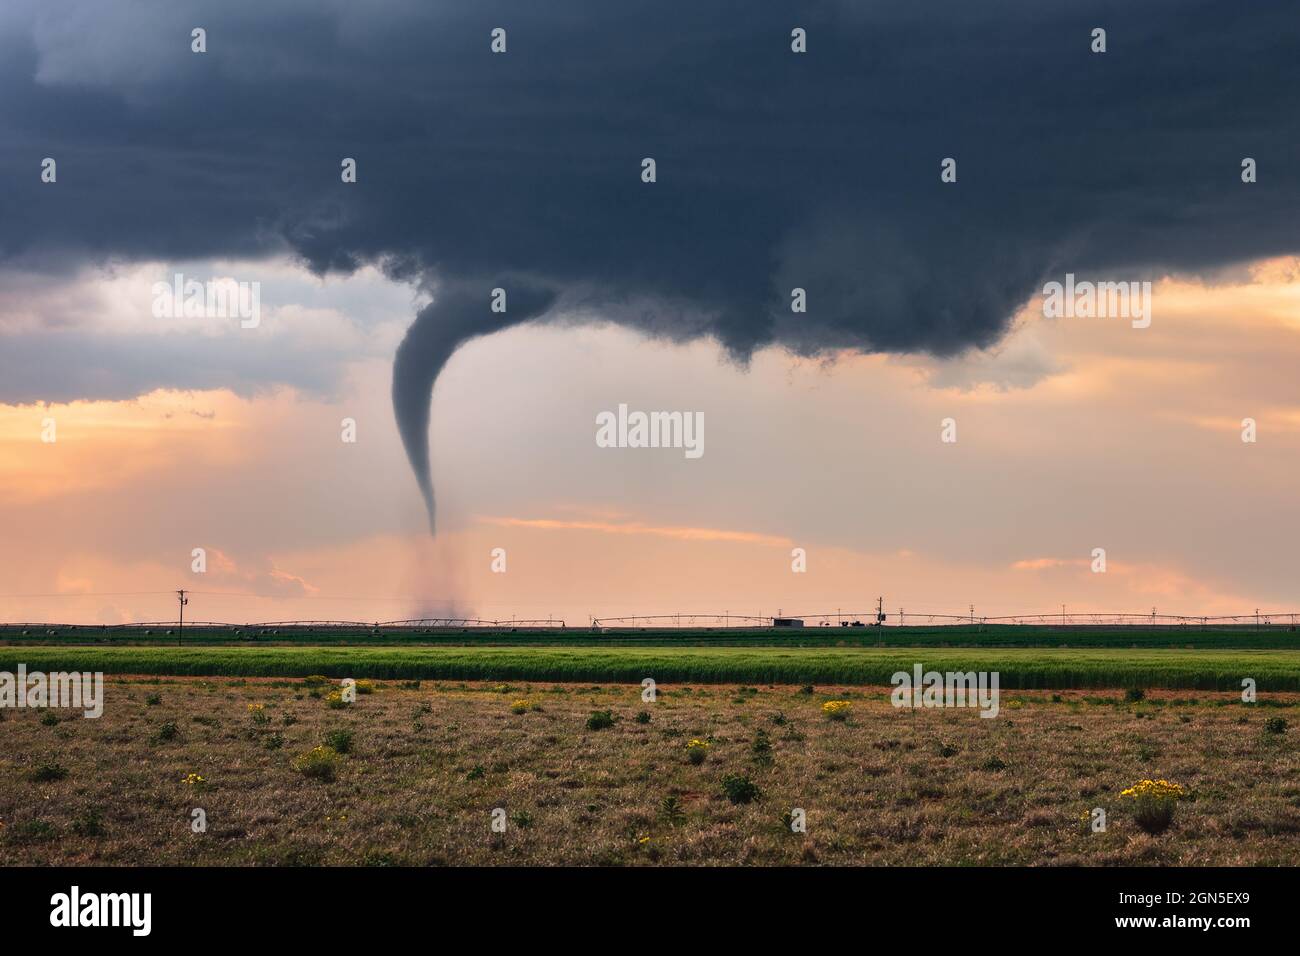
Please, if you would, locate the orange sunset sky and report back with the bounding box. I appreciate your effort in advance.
[3,256,1299,627]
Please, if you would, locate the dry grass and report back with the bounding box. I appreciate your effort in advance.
[2,677,1298,865]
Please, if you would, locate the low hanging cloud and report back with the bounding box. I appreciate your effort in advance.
[2,0,1298,529]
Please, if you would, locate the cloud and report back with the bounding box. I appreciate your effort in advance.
[199,548,318,599]
[1011,557,1080,571]
[0,259,415,403]
[2,0,1298,526]
[478,515,793,547]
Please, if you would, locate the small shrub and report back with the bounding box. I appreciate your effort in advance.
[658,796,686,826]
[510,810,534,829]
[750,729,773,765]
[282,714,298,726]
[769,711,788,726]
[721,773,761,805]
[152,721,179,743]
[1264,716,1288,735]
[325,690,349,710]
[354,680,375,695]
[1120,779,1184,834]
[28,762,68,783]
[248,703,270,725]
[981,756,1007,771]
[39,711,59,726]
[686,738,710,765]
[12,820,57,843]
[822,700,852,721]
[466,765,486,781]
[145,693,162,707]
[324,729,354,754]
[586,710,615,731]
[797,685,814,696]
[635,710,652,724]
[303,675,330,687]
[938,742,959,758]
[510,699,530,715]
[72,809,105,837]
[263,732,285,750]
[292,745,339,781]
[1124,688,1146,703]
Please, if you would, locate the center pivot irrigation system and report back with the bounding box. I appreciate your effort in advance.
[589,604,1300,630]
[0,618,571,639]
[6,598,1299,636]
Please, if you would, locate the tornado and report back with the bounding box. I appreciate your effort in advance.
[391,281,557,533]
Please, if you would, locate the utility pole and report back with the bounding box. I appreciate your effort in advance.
[176,589,188,646]
[1062,604,1066,627]
[969,604,975,625]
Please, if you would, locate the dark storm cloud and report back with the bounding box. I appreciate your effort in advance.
[2,0,1298,526]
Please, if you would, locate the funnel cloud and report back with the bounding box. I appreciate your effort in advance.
[0,1,1298,531]
[392,282,556,532]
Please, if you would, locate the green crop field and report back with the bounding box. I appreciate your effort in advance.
[3,644,1300,690]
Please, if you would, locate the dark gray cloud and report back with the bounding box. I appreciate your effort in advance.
[2,0,1298,527]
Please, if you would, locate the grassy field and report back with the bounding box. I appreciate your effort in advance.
[2,676,1297,866]
[6,624,1300,649]
[3,644,1300,689]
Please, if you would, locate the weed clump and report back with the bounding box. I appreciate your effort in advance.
[822,700,851,721]
[721,773,761,805]
[324,729,354,754]
[1120,779,1184,834]
[293,745,340,781]
[28,762,68,783]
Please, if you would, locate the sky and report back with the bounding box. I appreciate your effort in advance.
[2,1,1299,625]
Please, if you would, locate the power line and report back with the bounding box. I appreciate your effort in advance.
[0,590,174,599]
